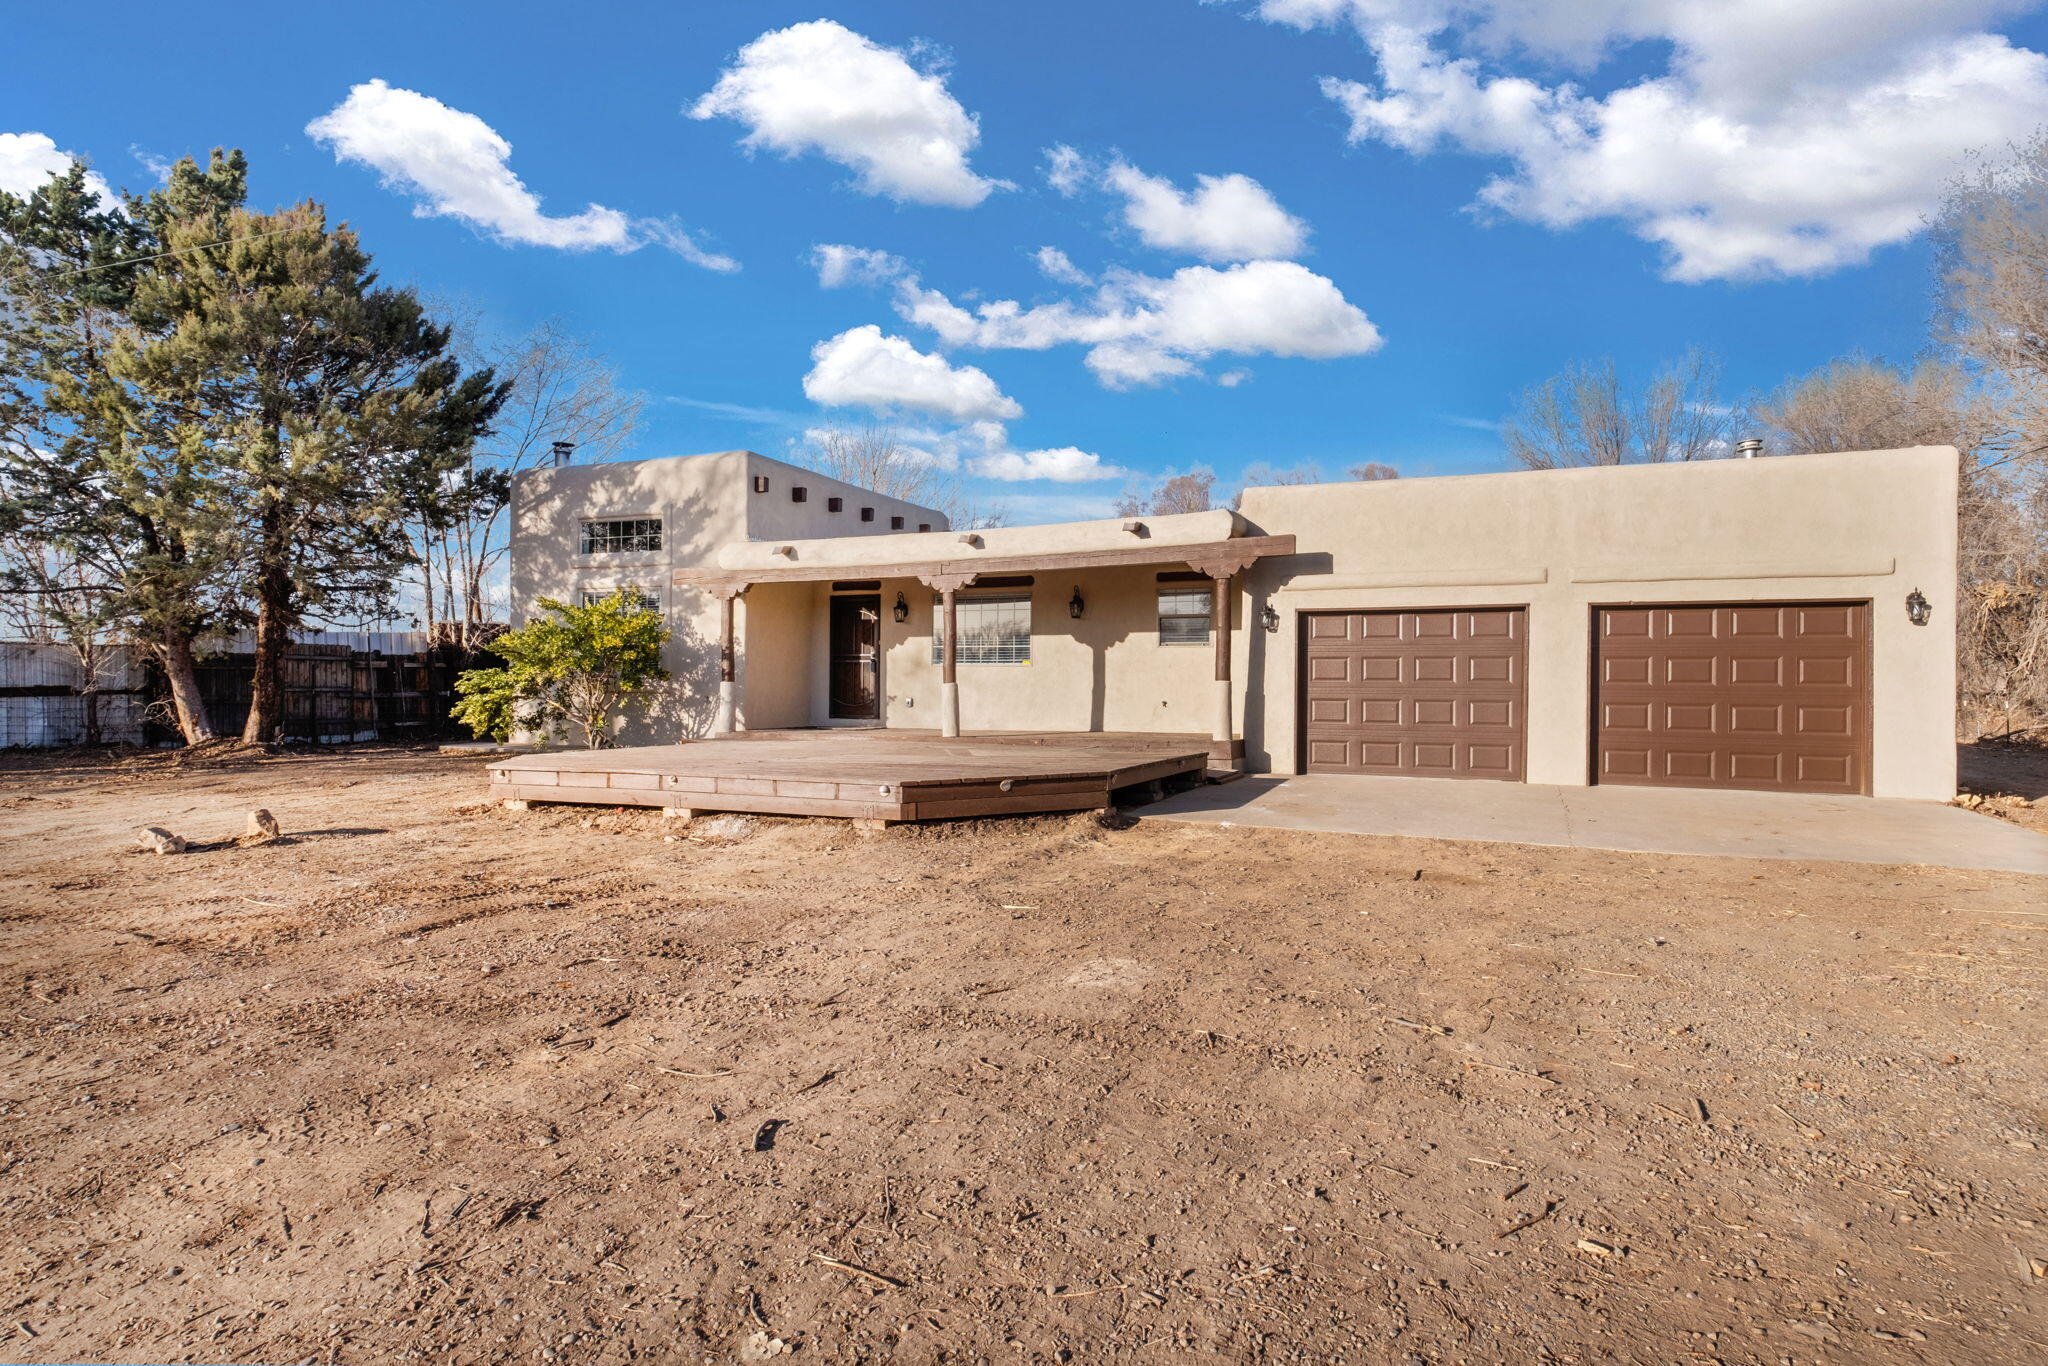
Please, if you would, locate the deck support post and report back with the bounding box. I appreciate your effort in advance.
[712,586,746,735]
[1209,571,1233,745]
[940,586,961,738]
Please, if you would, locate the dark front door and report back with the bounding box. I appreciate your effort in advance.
[828,594,881,721]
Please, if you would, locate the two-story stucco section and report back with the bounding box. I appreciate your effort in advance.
[1237,446,1959,799]
[509,450,946,743]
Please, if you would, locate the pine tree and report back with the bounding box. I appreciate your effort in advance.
[112,190,506,742]
[0,154,241,741]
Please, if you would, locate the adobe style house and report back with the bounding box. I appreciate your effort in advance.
[509,444,1958,802]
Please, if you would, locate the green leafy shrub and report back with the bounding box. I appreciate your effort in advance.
[452,590,668,747]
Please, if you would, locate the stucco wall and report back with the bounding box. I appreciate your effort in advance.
[1238,446,1960,800]
[741,452,950,543]
[854,572,1235,735]
[508,449,945,744]
[510,451,747,744]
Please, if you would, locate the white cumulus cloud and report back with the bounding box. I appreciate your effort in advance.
[692,20,1008,208]
[0,132,112,202]
[307,80,736,269]
[1237,0,2048,280]
[1044,144,1092,196]
[969,446,1126,483]
[1101,160,1309,261]
[812,243,909,289]
[803,325,1022,422]
[897,257,1382,388]
[1033,245,1093,285]
[1040,146,1310,262]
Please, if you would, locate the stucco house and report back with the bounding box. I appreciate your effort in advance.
[509,444,1958,801]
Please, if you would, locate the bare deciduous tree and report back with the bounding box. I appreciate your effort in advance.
[1502,349,1736,469]
[1936,135,2048,469]
[418,319,644,648]
[803,419,1005,529]
[1756,354,2041,737]
[1349,462,1400,481]
[1116,470,1216,517]
[0,531,122,743]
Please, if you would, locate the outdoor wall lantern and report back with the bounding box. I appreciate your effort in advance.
[1068,586,1086,619]
[1905,587,1931,627]
[1261,604,1280,633]
[892,591,909,624]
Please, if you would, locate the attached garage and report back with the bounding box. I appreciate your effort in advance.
[1300,608,1526,779]
[1593,602,1870,795]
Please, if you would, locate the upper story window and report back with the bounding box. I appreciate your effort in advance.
[889,515,905,530]
[1158,586,1212,644]
[579,517,662,555]
[933,590,1032,665]
[581,587,661,613]
[827,496,843,513]
[860,507,876,523]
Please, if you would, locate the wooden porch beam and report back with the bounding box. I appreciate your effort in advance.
[672,534,1295,589]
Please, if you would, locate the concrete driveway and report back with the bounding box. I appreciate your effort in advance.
[1141,774,2048,875]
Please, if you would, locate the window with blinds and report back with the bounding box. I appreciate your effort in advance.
[1158,587,1212,644]
[579,517,662,554]
[580,587,660,613]
[932,592,1032,664]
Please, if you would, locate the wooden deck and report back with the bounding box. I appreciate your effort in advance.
[487,730,1214,823]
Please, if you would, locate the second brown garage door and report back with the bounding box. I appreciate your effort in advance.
[1301,608,1526,779]
[1594,602,1870,795]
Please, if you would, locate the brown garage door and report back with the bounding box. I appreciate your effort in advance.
[1301,608,1526,779]
[1594,602,1869,795]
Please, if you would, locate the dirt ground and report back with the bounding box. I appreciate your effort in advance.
[1,746,2043,1366]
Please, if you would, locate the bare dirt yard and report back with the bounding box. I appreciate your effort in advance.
[1,745,2043,1366]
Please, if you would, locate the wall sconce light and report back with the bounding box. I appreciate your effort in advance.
[1068,586,1085,619]
[892,591,909,624]
[1905,587,1931,626]
[1260,604,1280,633]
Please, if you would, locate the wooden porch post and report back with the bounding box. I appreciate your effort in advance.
[919,572,976,739]
[1186,551,1258,761]
[1210,571,1233,746]
[713,585,747,735]
[940,587,960,738]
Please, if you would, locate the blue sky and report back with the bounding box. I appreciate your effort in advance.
[9,0,2047,521]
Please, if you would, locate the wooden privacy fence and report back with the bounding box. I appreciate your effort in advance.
[191,636,490,745]
[0,633,495,747]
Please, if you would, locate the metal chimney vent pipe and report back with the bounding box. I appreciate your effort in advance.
[551,441,576,466]
[1735,437,1763,459]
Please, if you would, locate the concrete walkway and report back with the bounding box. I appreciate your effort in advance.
[1141,775,2048,875]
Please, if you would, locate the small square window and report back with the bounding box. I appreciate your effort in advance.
[752,476,770,493]
[1158,587,1212,644]
[889,515,905,530]
[917,522,931,533]
[791,486,808,503]
[860,507,875,523]
[828,496,843,513]
[579,517,662,554]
